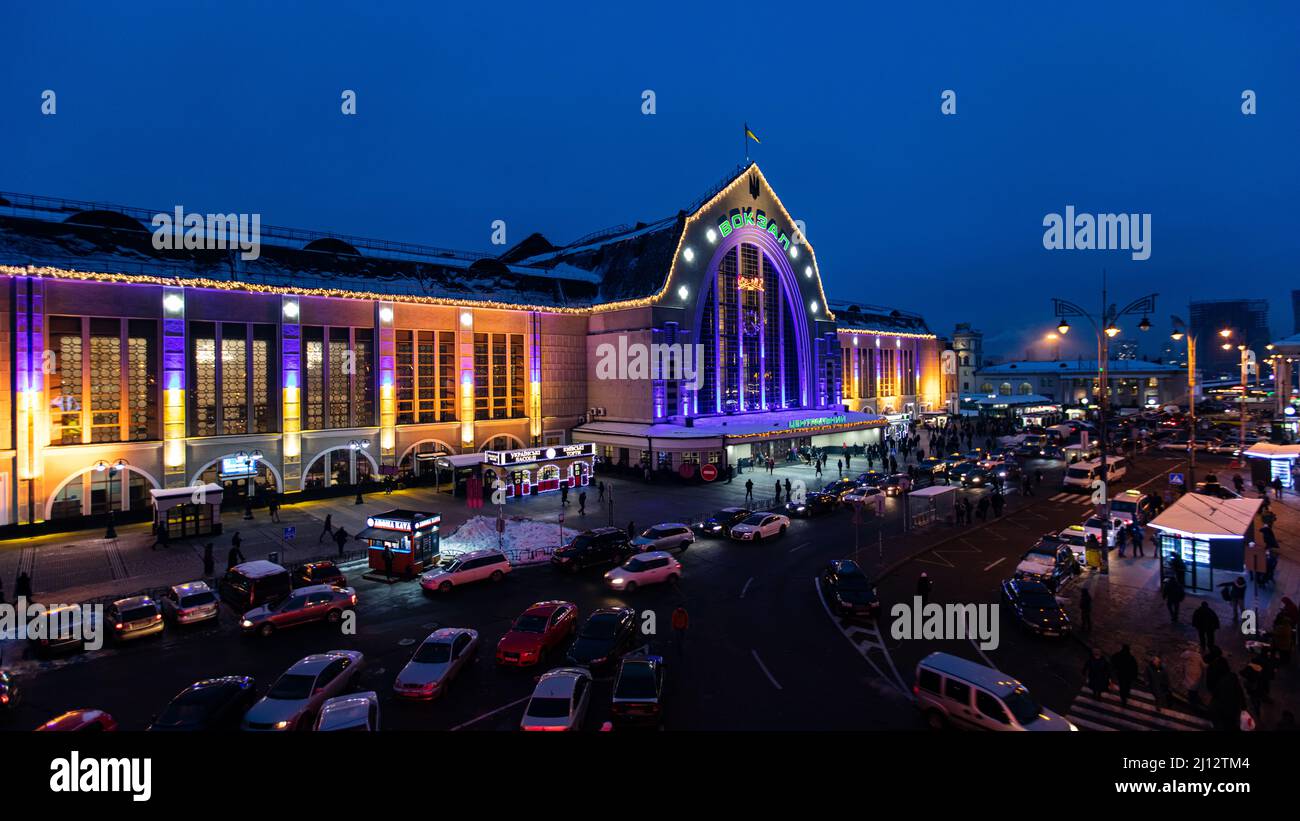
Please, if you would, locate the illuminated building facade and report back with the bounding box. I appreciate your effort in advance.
[0,164,942,528]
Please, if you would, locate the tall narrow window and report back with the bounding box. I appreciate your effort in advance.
[510,334,525,418]
[192,322,217,437]
[353,328,374,426]
[89,318,122,443]
[396,329,415,424]
[304,326,325,430]
[128,319,158,441]
[251,324,275,433]
[474,333,490,420]
[438,331,456,421]
[50,316,84,444]
[328,327,350,428]
[417,331,437,423]
[221,324,248,435]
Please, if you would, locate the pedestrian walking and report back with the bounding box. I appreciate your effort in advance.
[202,542,215,576]
[319,513,334,544]
[598,480,606,501]
[1111,644,1139,708]
[745,479,754,503]
[1022,476,1033,497]
[1233,473,1245,495]
[976,497,990,522]
[1147,654,1171,709]
[991,493,1004,518]
[671,606,689,653]
[1272,477,1284,499]
[226,545,243,571]
[1241,658,1267,719]
[1210,668,1246,731]
[150,524,171,551]
[774,481,782,504]
[955,502,965,526]
[1181,646,1206,708]
[561,484,569,507]
[382,544,395,581]
[1116,525,1128,557]
[627,520,636,539]
[14,571,33,601]
[784,478,792,501]
[836,459,843,476]
[1079,588,1093,632]
[815,462,822,479]
[1083,649,1112,700]
[334,526,349,559]
[268,494,281,523]
[1193,601,1220,651]
[1221,576,1247,622]
[916,571,933,604]
[962,498,974,525]
[578,491,587,516]
[1163,573,1185,623]
[1130,524,1145,557]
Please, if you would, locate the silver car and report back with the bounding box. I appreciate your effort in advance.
[243,650,364,731]
[162,581,220,625]
[315,691,380,731]
[393,628,479,700]
[630,524,695,554]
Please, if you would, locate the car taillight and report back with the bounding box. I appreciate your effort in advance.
[350,594,357,605]
[115,623,124,630]
[153,614,162,621]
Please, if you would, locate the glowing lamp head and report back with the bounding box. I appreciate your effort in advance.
[1219,328,1232,339]
[460,311,473,327]
[682,247,695,263]
[789,245,798,259]
[1170,331,1184,342]
[677,285,689,300]
[1138,316,1151,332]
[378,306,394,323]
[804,265,812,278]
[809,300,819,315]
[1104,325,1120,338]
[283,301,299,320]
[1057,319,1070,335]
[706,228,717,244]
[163,293,184,314]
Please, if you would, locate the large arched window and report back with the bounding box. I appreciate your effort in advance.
[1018,382,1033,395]
[698,239,805,414]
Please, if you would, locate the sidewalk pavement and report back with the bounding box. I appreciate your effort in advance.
[1056,488,1300,730]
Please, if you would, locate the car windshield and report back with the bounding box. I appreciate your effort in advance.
[570,535,596,549]
[179,592,215,608]
[413,642,452,664]
[1066,468,1090,479]
[741,514,767,525]
[154,702,210,727]
[268,673,315,700]
[623,558,649,572]
[525,696,571,718]
[120,606,157,622]
[1003,687,1043,725]
[581,616,621,639]
[437,559,462,572]
[1021,590,1057,608]
[837,571,871,590]
[615,663,658,699]
[512,615,548,633]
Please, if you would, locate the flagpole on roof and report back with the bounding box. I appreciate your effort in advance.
[744,122,749,164]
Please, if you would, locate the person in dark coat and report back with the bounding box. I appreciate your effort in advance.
[14,572,33,601]
[1164,574,1186,623]
[226,546,242,570]
[319,513,334,544]
[202,542,215,576]
[991,493,1004,518]
[916,572,933,604]
[627,520,635,539]
[334,526,349,559]
[382,544,395,580]
[1210,669,1245,731]
[1079,588,1093,632]
[1111,644,1139,708]
[1146,654,1172,709]
[1083,648,1111,699]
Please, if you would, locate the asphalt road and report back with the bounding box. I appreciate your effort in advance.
[1,447,1221,732]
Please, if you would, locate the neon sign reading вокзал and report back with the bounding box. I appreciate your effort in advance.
[717,209,793,252]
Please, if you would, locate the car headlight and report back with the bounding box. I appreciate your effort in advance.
[611,578,625,586]
[273,720,290,730]
[241,619,253,628]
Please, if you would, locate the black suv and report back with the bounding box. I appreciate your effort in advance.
[694,507,753,537]
[551,528,633,573]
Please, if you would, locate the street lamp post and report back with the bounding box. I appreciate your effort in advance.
[1231,343,1254,466]
[1169,317,1201,488]
[1050,276,1156,575]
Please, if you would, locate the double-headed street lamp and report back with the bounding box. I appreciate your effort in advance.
[1050,279,1156,575]
[1221,333,1256,466]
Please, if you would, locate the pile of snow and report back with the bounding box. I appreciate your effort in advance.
[441,516,581,565]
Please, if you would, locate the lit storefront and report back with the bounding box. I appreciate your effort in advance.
[1151,494,1261,592]
[0,163,946,532]
[483,443,594,499]
[356,509,442,578]
[1243,442,1300,490]
[150,483,224,539]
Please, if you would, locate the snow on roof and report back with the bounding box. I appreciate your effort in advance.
[574,410,886,441]
[1148,493,1262,538]
[1244,442,1300,460]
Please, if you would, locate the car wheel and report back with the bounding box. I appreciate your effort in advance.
[754,533,763,543]
[438,581,453,593]
[925,710,948,731]
[779,525,787,536]
[259,622,275,638]
[326,609,342,624]
[624,581,638,593]
[678,541,689,552]
[666,573,679,584]
[490,570,504,583]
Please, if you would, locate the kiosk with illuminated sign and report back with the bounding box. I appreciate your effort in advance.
[1243,442,1300,491]
[1150,493,1261,592]
[483,443,595,500]
[356,510,441,579]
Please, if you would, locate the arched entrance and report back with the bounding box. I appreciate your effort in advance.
[189,454,283,507]
[398,438,457,480]
[45,463,162,521]
[302,446,380,490]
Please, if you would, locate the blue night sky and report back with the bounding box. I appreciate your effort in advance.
[4,1,1297,357]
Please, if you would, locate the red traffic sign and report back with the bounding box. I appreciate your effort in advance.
[700,463,718,482]
[679,462,697,480]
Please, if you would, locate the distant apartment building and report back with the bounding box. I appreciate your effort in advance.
[1189,299,1270,381]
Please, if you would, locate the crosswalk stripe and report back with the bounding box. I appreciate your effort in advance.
[1066,714,1118,732]
[1065,685,1210,731]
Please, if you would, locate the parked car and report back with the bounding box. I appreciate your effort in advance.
[1013,540,1079,591]
[0,670,18,712]
[219,560,293,613]
[520,668,592,732]
[610,655,665,729]
[496,601,578,667]
[631,523,695,553]
[820,559,880,619]
[842,486,883,505]
[394,628,479,700]
[148,676,257,731]
[729,512,790,541]
[604,552,682,592]
[880,474,912,497]
[821,479,863,500]
[106,596,164,643]
[315,691,380,731]
[694,507,753,537]
[914,652,1075,732]
[566,607,637,672]
[420,549,512,593]
[239,584,357,637]
[1000,578,1071,637]
[785,491,840,517]
[161,581,220,626]
[243,650,364,731]
[35,709,118,732]
[292,560,348,590]
[29,604,97,657]
[551,528,634,573]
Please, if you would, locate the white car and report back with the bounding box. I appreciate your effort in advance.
[604,551,682,592]
[420,550,512,594]
[161,581,220,625]
[729,512,790,541]
[842,487,882,505]
[1082,515,1127,548]
[520,668,591,732]
[315,691,380,731]
[393,628,479,700]
[243,650,364,731]
[631,524,696,554]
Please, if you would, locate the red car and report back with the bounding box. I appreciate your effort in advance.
[35,709,118,732]
[496,601,578,667]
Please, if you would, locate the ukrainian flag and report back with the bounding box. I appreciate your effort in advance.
[745,123,760,144]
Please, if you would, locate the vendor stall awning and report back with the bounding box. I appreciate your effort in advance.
[908,485,959,500]
[1149,494,1262,539]
[355,527,404,543]
[150,483,223,512]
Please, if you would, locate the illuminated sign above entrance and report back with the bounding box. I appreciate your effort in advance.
[789,414,847,430]
[485,442,596,466]
[717,208,791,251]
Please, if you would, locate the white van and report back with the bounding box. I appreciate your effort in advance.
[914,652,1075,732]
[1062,443,1099,464]
[1061,456,1127,490]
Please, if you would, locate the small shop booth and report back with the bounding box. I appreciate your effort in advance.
[150,483,224,539]
[356,510,441,578]
[1151,493,1262,592]
[483,443,594,500]
[1243,442,1300,491]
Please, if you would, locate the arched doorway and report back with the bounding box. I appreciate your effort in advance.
[189,454,283,507]
[302,446,380,490]
[398,438,456,480]
[45,463,162,521]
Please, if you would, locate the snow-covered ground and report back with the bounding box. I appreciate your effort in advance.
[440,516,580,565]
